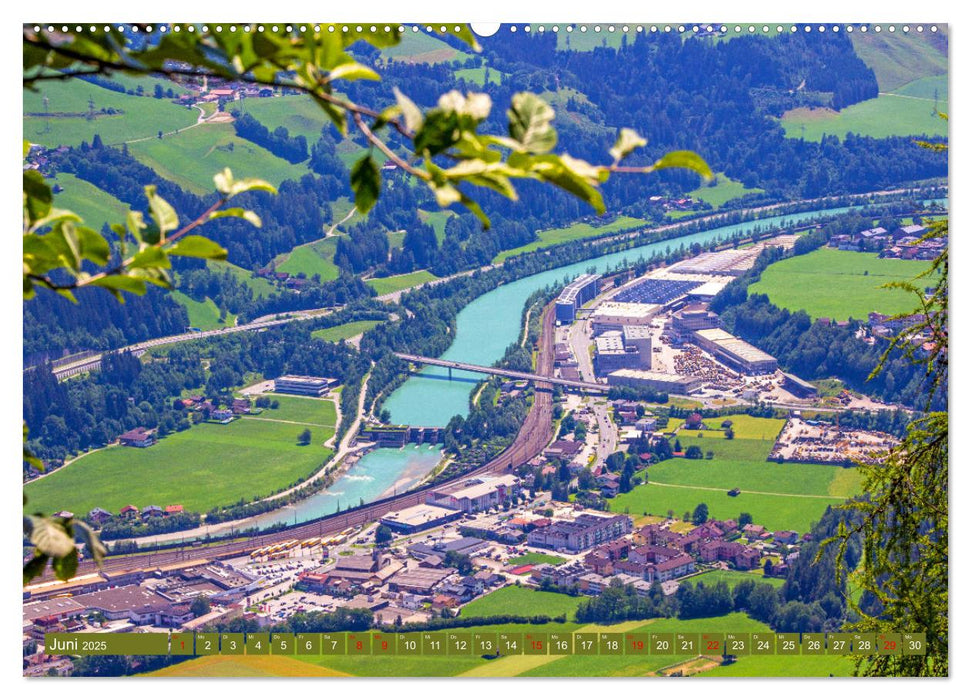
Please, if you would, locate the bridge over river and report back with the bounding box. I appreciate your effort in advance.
[393,352,608,393]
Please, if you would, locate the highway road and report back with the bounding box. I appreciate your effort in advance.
[31,307,558,585]
[37,309,336,381]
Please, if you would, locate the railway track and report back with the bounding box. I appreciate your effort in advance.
[33,307,557,585]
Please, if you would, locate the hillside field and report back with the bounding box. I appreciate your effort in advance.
[128,121,310,195]
[689,173,764,208]
[494,216,648,263]
[311,320,383,343]
[748,248,940,320]
[24,400,336,515]
[367,270,439,296]
[24,79,198,147]
[275,237,341,281]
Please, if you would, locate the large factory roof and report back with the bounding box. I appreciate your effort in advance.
[609,369,693,383]
[694,328,776,363]
[591,302,659,320]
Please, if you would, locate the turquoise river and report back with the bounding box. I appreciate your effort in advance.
[248,200,942,529]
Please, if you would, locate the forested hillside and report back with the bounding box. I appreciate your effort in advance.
[25,29,947,363]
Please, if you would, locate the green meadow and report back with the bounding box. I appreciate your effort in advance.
[170,291,235,331]
[311,320,383,343]
[128,122,309,195]
[460,586,583,619]
[276,237,341,281]
[748,248,940,321]
[24,405,336,515]
[494,216,648,263]
[24,79,198,146]
[49,173,129,233]
[367,270,439,296]
[689,173,764,208]
[610,424,860,532]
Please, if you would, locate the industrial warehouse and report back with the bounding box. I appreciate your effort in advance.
[550,235,823,405]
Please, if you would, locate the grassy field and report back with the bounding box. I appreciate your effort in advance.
[128,122,309,195]
[367,270,439,295]
[49,173,130,233]
[455,66,504,85]
[24,404,336,515]
[311,320,383,343]
[207,260,277,298]
[691,414,785,441]
[147,655,349,677]
[257,394,337,426]
[689,173,763,208]
[170,291,235,331]
[494,216,648,263]
[239,95,330,143]
[684,569,784,590]
[24,79,198,147]
[460,586,583,619]
[892,75,948,102]
[380,30,472,63]
[610,428,860,532]
[748,248,941,320]
[508,552,568,567]
[780,91,948,141]
[700,652,857,677]
[418,209,454,243]
[849,30,948,92]
[276,237,341,281]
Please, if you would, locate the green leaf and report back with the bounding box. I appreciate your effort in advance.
[89,275,148,296]
[145,185,179,237]
[23,553,49,585]
[74,521,107,565]
[213,168,278,197]
[52,548,79,581]
[507,93,557,154]
[328,61,380,82]
[76,227,111,266]
[167,235,229,260]
[129,246,170,270]
[350,155,381,215]
[651,151,713,180]
[610,128,648,163]
[23,169,53,224]
[394,87,424,133]
[208,208,262,227]
[28,515,76,558]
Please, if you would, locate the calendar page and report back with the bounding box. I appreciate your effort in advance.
[21,20,948,681]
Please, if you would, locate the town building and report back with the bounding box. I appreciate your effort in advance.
[691,327,778,375]
[593,326,653,375]
[606,369,704,395]
[781,372,818,398]
[671,304,721,336]
[527,513,633,553]
[379,504,463,535]
[118,427,156,448]
[426,475,520,513]
[591,302,661,333]
[555,274,601,323]
[273,375,338,397]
